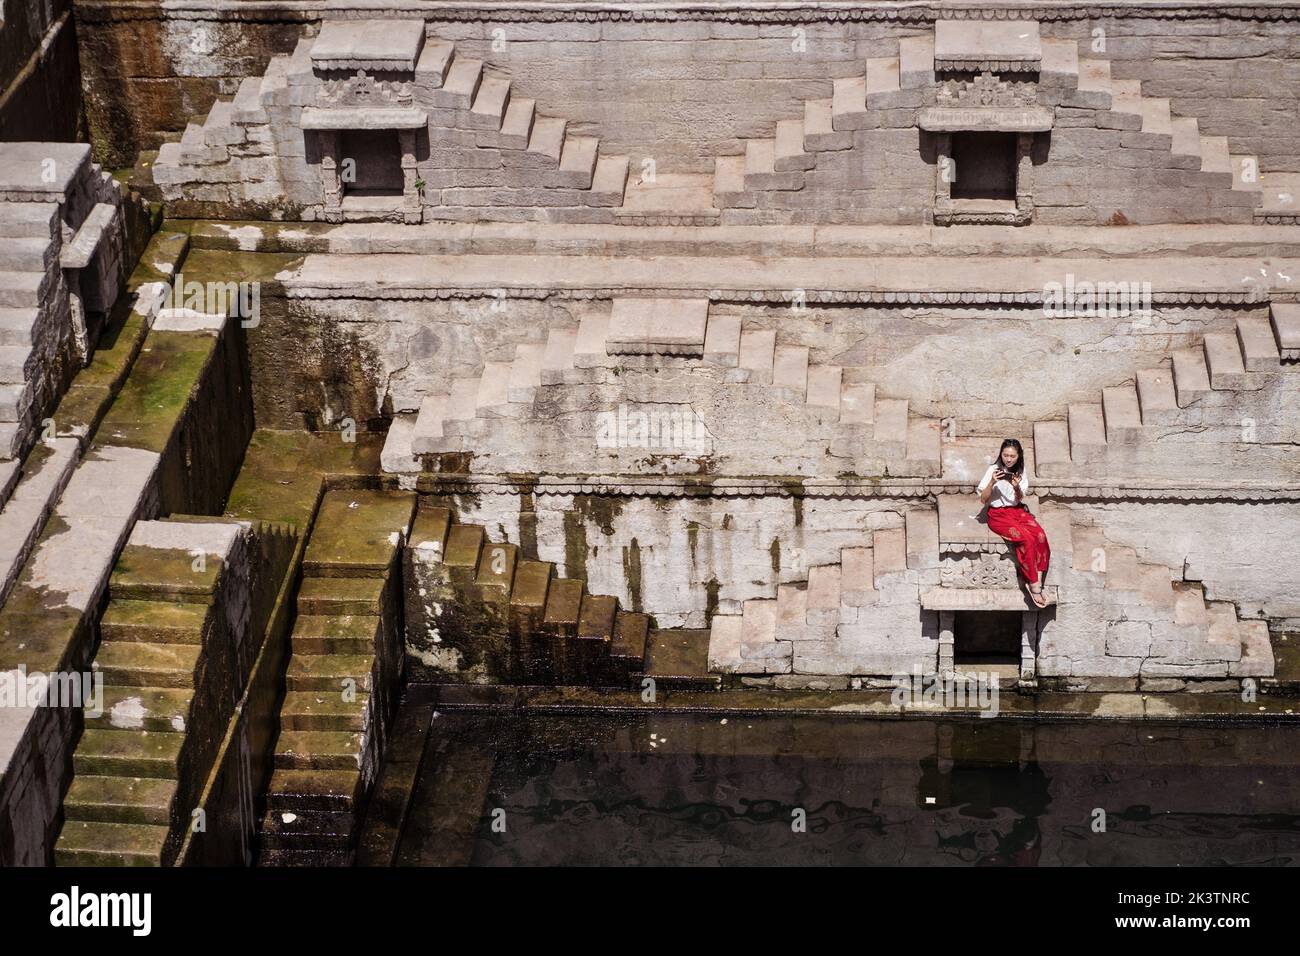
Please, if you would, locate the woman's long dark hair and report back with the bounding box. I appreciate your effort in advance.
[995,438,1025,476]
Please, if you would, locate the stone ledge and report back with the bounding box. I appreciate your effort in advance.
[921,586,1057,610]
[72,2,1300,27]
[379,472,1300,502]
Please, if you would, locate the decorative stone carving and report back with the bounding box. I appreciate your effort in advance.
[319,71,414,108]
[937,71,1038,108]
[939,552,1019,589]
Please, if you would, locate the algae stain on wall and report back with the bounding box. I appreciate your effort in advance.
[622,537,643,612]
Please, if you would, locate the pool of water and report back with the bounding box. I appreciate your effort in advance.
[391,709,1300,866]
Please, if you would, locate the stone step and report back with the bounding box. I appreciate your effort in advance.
[803,99,851,151]
[280,690,370,732]
[526,116,567,163]
[840,546,878,606]
[899,34,936,89]
[0,237,51,272]
[0,202,57,239]
[74,729,184,779]
[1032,420,1071,478]
[1101,384,1142,444]
[1038,37,1078,87]
[0,308,38,347]
[444,523,485,574]
[54,820,169,866]
[542,577,583,631]
[1270,303,1300,360]
[285,654,375,692]
[1075,58,1112,100]
[1108,78,1144,115]
[88,685,194,733]
[231,76,268,124]
[1169,116,1202,161]
[616,172,720,222]
[505,342,546,403]
[63,775,177,826]
[474,361,513,414]
[99,599,209,644]
[1233,620,1274,677]
[744,139,803,191]
[713,155,752,208]
[551,135,598,189]
[0,381,29,421]
[607,298,709,356]
[774,120,815,171]
[588,154,630,206]
[274,730,365,771]
[540,327,578,384]
[0,271,42,308]
[0,345,33,383]
[1171,346,1211,406]
[771,344,809,399]
[291,614,381,656]
[435,56,483,109]
[572,311,610,367]
[1202,331,1258,389]
[904,509,940,570]
[840,382,875,425]
[703,314,741,367]
[488,95,536,150]
[379,413,418,473]
[610,611,650,666]
[864,56,902,106]
[1102,545,1142,590]
[266,768,363,812]
[260,807,355,851]
[1199,135,1232,174]
[738,328,776,384]
[414,39,454,88]
[475,539,519,595]
[806,365,841,411]
[297,576,386,616]
[0,420,20,459]
[873,398,908,458]
[1067,403,1107,461]
[578,592,618,642]
[1206,602,1244,654]
[1172,581,1209,627]
[1135,96,1173,137]
[467,74,511,131]
[1231,155,1263,191]
[872,528,908,584]
[905,417,942,476]
[831,75,870,130]
[1135,366,1179,425]
[1235,314,1281,370]
[94,641,202,689]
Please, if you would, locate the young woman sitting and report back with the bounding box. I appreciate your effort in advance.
[976,438,1051,609]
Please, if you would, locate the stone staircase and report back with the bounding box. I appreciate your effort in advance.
[53,520,260,866]
[1061,517,1273,680]
[712,31,1264,216]
[259,489,414,866]
[707,507,949,677]
[1034,305,1299,477]
[155,31,632,221]
[406,502,674,686]
[384,297,941,477]
[0,202,66,462]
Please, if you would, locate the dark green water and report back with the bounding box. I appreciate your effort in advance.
[393,711,1300,866]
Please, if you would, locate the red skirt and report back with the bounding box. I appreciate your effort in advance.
[985,505,1051,583]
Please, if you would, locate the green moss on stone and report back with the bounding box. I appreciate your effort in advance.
[92,331,216,454]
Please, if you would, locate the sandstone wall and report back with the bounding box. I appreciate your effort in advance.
[76,4,1300,178]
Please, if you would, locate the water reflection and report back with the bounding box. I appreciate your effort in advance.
[391,711,1300,866]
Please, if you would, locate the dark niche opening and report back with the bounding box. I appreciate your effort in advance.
[950,131,1018,201]
[953,610,1021,665]
[339,128,404,197]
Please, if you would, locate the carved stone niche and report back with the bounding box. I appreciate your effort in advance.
[921,71,1048,226]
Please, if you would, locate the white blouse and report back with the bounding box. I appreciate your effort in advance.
[978,464,1028,508]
